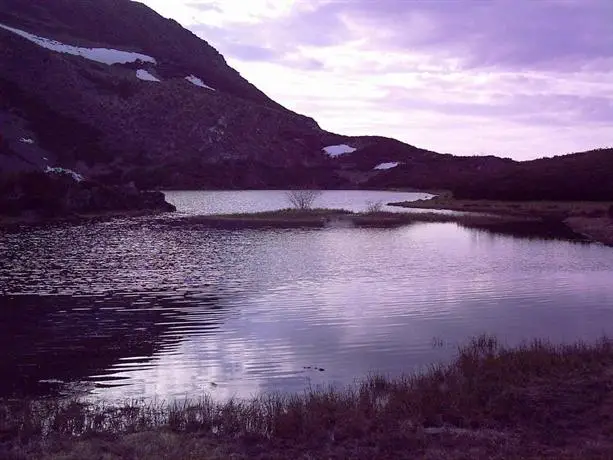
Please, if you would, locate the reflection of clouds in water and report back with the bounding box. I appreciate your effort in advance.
[94,252,613,402]
[88,223,613,401]
[93,318,311,401]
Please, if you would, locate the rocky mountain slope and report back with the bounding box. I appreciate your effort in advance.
[0,0,611,200]
[0,0,346,189]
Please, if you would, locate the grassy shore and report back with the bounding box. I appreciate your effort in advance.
[163,208,540,230]
[0,209,172,229]
[389,197,613,246]
[3,336,613,459]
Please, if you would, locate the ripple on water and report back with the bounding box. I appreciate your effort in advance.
[1,191,613,401]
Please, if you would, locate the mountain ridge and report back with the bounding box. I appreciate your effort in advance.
[0,0,611,201]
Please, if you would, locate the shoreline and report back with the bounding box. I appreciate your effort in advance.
[0,208,174,229]
[3,335,613,459]
[159,209,596,245]
[159,208,546,231]
[389,197,613,246]
[4,198,612,247]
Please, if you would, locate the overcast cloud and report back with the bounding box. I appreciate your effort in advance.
[138,0,613,159]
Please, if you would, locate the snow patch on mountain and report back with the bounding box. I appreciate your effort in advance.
[45,166,84,182]
[374,162,400,170]
[323,144,357,157]
[0,23,156,65]
[185,75,215,90]
[19,138,35,144]
[136,69,160,82]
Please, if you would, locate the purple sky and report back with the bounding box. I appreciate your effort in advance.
[139,0,613,160]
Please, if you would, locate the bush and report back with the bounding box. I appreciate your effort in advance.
[285,190,322,210]
[365,200,384,213]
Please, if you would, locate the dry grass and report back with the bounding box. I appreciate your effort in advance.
[216,208,353,218]
[165,208,536,230]
[3,336,613,459]
[565,217,613,247]
[390,197,613,220]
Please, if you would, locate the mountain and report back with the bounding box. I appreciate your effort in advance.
[0,0,611,201]
[0,0,345,189]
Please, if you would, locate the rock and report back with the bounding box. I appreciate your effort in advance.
[0,171,175,220]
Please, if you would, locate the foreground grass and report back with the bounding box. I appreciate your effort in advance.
[4,336,613,459]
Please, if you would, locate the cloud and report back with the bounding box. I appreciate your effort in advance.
[182,0,613,72]
[335,0,613,72]
[384,89,613,127]
[218,42,279,62]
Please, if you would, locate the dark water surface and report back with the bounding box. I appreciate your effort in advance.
[1,190,612,401]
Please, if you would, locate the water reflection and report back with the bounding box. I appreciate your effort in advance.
[463,220,589,243]
[1,191,612,402]
[0,292,224,397]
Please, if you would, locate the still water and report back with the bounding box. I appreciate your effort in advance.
[1,190,612,401]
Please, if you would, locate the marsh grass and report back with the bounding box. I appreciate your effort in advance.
[169,208,534,231]
[217,208,353,218]
[4,335,613,458]
[390,197,613,220]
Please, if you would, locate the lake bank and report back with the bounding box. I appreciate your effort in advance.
[0,208,174,229]
[157,208,592,245]
[161,208,541,230]
[0,172,176,229]
[389,197,613,246]
[3,336,613,459]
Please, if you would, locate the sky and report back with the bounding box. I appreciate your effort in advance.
[138,0,613,160]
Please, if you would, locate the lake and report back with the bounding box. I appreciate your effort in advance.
[1,190,612,402]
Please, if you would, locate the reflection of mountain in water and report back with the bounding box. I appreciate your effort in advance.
[0,291,226,398]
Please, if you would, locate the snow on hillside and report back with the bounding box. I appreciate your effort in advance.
[45,166,84,182]
[136,69,161,82]
[0,23,156,65]
[185,75,215,90]
[323,144,357,157]
[374,162,400,170]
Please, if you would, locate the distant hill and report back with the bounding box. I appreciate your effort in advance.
[451,148,613,201]
[361,145,613,201]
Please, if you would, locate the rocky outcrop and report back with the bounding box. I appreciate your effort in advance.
[0,172,175,221]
